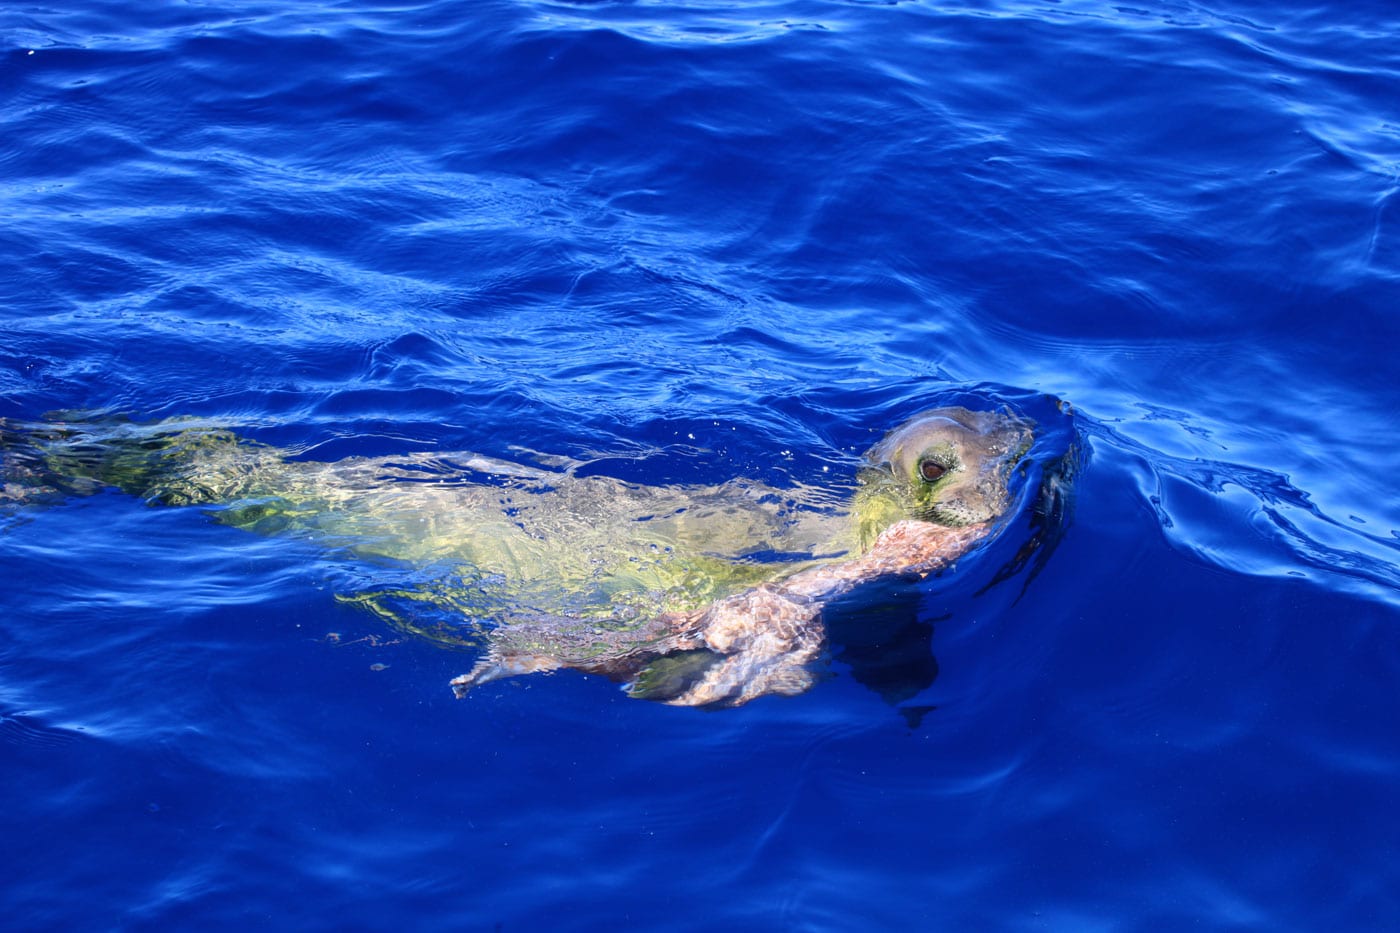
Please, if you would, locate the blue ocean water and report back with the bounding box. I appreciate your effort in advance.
[2,0,1398,928]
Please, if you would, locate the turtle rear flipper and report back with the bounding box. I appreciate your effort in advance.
[4,415,273,505]
[0,417,104,503]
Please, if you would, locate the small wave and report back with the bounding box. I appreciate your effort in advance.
[1087,414,1400,603]
[0,710,87,749]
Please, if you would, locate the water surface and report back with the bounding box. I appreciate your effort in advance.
[2,0,1398,928]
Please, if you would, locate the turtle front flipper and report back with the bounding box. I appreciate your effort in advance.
[668,654,819,707]
[653,583,827,707]
[624,649,725,702]
[451,652,569,697]
[450,611,706,698]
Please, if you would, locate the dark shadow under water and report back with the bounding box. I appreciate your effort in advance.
[825,585,943,727]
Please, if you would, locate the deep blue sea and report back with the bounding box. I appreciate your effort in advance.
[3,0,1399,929]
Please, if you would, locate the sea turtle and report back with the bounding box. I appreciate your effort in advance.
[0,405,1053,707]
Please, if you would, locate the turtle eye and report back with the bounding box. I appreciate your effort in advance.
[918,459,947,482]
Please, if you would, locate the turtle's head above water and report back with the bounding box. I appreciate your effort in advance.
[853,406,1032,548]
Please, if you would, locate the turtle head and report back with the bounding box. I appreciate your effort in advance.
[853,407,1032,549]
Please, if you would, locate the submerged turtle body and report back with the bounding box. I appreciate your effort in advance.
[1,406,1036,707]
